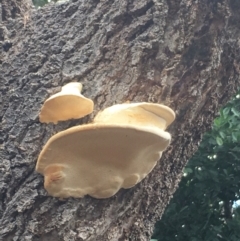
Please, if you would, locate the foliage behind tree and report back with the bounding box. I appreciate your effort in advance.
[153,93,240,241]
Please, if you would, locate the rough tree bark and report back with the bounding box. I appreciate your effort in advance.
[1,0,240,240]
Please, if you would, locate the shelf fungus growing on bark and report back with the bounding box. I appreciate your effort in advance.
[39,82,94,124]
[36,103,175,199]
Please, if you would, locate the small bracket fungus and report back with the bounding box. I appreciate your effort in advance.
[36,102,175,199]
[39,82,94,124]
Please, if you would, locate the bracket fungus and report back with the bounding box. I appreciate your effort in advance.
[39,82,94,124]
[36,102,175,199]
[93,102,175,130]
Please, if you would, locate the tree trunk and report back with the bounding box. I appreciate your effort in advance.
[1,0,240,240]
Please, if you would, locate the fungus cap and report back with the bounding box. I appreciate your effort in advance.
[36,124,171,199]
[94,102,175,130]
[39,82,94,124]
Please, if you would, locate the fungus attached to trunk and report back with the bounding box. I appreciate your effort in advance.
[39,82,94,124]
[93,102,175,130]
[36,102,175,199]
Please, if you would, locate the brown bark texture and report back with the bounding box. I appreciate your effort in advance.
[1,0,240,240]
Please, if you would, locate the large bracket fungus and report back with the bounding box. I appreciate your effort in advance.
[39,82,94,124]
[36,102,175,199]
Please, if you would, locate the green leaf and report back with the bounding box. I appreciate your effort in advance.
[232,132,238,142]
[208,137,217,145]
[180,206,189,213]
[223,169,228,175]
[219,131,225,139]
[231,107,240,117]
[223,107,231,117]
[216,137,223,145]
[184,167,193,174]
[214,118,222,127]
